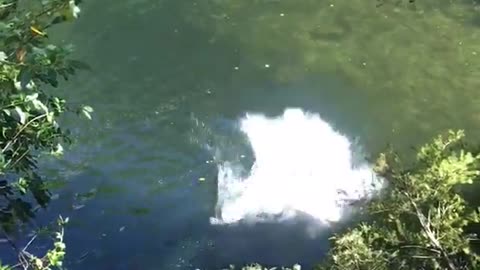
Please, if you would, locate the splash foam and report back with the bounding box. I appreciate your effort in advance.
[211,108,382,225]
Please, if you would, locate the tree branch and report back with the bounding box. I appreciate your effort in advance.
[1,113,47,154]
[399,244,441,254]
[404,191,457,270]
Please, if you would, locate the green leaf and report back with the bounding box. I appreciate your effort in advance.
[34,258,43,269]
[17,68,32,90]
[16,177,28,194]
[47,68,58,87]
[68,0,82,19]
[13,106,27,124]
[24,93,39,102]
[46,111,54,123]
[51,143,63,157]
[0,153,5,167]
[31,99,49,114]
[54,241,66,250]
[0,261,13,270]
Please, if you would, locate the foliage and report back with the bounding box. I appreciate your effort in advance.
[0,216,68,270]
[317,130,480,270]
[0,0,89,232]
[0,0,88,268]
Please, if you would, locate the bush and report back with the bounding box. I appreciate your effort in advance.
[317,130,480,270]
[0,0,88,269]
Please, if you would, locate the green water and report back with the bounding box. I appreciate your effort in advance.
[4,0,480,269]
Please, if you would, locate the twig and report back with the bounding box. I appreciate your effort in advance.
[404,191,457,270]
[3,141,23,169]
[399,244,441,254]
[0,2,15,9]
[22,233,37,252]
[8,148,30,169]
[1,113,47,153]
[412,255,435,259]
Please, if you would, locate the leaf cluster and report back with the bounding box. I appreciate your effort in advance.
[318,130,480,270]
[0,0,89,245]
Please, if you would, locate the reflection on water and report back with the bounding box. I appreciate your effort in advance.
[2,0,479,269]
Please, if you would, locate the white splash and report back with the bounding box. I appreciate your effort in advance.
[210,108,382,225]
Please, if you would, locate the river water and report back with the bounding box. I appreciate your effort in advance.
[2,0,480,269]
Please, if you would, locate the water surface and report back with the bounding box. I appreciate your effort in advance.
[2,0,480,269]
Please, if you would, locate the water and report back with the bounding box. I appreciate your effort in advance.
[212,108,382,225]
[1,0,480,269]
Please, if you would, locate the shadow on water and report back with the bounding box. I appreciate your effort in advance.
[30,161,334,269]
[194,216,333,270]
[22,165,212,269]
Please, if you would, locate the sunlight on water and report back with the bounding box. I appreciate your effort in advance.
[211,108,383,225]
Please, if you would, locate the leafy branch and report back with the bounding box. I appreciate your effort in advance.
[0,216,68,270]
[0,0,89,268]
[317,130,480,270]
